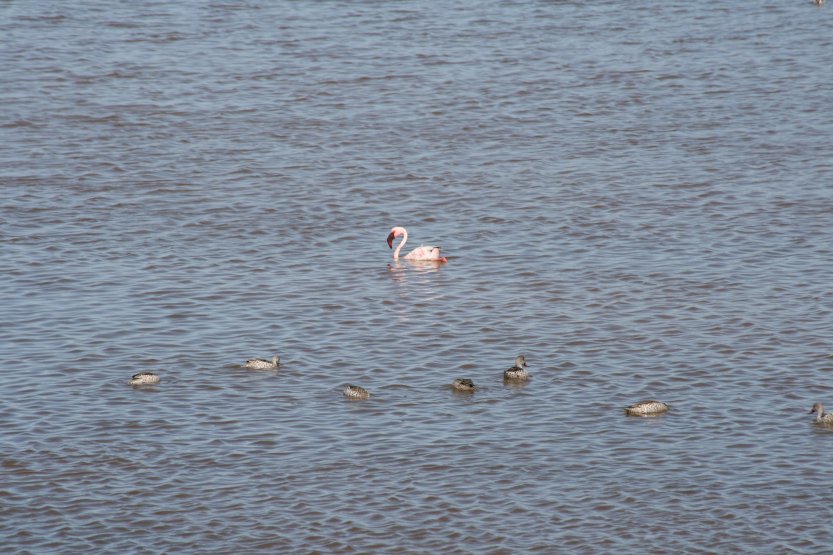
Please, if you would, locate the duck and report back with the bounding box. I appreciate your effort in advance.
[452,378,476,392]
[809,402,833,424]
[624,400,669,416]
[343,384,370,400]
[244,354,280,370]
[129,372,160,386]
[503,355,530,380]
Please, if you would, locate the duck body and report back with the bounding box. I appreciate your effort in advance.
[503,355,530,381]
[129,372,160,386]
[343,384,370,400]
[624,400,669,416]
[452,378,476,392]
[810,402,833,424]
[244,354,280,369]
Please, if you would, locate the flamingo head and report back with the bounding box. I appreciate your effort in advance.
[810,403,823,414]
[387,226,406,249]
[515,355,528,368]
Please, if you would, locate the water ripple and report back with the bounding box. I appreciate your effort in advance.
[2,0,833,553]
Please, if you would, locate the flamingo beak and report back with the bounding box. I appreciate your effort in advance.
[386,231,396,249]
[810,408,816,414]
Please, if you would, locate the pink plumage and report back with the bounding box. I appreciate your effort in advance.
[386,226,447,262]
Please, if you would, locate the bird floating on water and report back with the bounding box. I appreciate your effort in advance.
[809,402,833,424]
[452,378,476,392]
[343,384,370,400]
[503,355,530,381]
[387,226,447,262]
[624,400,669,416]
[244,354,280,370]
[129,372,160,386]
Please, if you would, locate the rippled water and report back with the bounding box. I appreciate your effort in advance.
[2,1,832,552]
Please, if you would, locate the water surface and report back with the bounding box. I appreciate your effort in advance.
[2,1,832,553]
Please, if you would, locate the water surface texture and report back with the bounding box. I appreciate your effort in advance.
[2,1,832,553]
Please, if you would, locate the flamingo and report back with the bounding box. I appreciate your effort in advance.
[387,226,447,262]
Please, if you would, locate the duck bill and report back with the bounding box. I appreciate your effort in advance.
[386,231,396,249]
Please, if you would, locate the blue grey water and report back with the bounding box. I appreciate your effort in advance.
[2,1,832,553]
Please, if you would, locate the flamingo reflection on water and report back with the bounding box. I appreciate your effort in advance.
[387,259,444,290]
[387,226,448,262]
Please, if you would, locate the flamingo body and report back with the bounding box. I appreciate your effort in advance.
[387,226,447,262]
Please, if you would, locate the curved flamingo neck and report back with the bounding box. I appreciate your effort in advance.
[393,228,408,259]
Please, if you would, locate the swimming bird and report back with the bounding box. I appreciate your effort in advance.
[624,400,669,416]
[809,402,833,424]
[343,384,370,400]
[129,372,160,386]
[452,378,476,392]
[244,354,280,369]
[387,226,447,262]
[814,0,825,6]
[503,355,530,380]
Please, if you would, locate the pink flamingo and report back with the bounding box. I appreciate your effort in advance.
[386,226,447,262]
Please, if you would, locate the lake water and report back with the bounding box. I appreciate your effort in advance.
[2,1,832,553]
